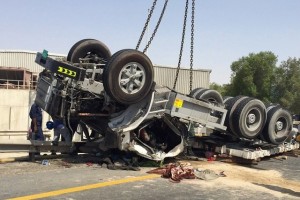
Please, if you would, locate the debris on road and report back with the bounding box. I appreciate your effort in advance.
[98,157,140,171]
[41,160,49,166]
[147,162,196,183]
[194,169,226,180]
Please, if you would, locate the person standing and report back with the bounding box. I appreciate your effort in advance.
[29,102,44,141]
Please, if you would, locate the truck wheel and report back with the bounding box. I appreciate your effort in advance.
[231,98,266,139]
[194,89,224,107]
[262,106,292,144]
[189,87,205,98]
[67,39,92,61]
[103,49,154,105]
[259,104,279,141]
[224,96,247,136]
[67,39,111,64]
[223,96,233,104]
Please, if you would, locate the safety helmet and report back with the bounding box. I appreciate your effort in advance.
[46,121,54,130]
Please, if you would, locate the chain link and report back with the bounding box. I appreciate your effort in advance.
[137,0,195,92]
[190,0,195,93]
[136,0,157,50]
[173,0,189,90]
[143,0,169,53]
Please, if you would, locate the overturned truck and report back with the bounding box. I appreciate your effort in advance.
[35,39,297,161]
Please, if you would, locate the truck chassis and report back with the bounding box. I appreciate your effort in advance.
[28,39,296,161]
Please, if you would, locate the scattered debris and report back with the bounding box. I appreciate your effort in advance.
[147,162,195,183]
[98,157,140,171]
[138,160,161,167]
[194,169,226,180]
[204,151,214,159]
[61,161,72,168]
[283,149,300,157]
[273,156,288,160]
[41,160,49,166]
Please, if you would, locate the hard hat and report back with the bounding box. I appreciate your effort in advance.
[46,121,54,130]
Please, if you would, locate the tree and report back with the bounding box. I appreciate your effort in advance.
[272,58,300,112]
[209,82,225,95]
[229,52,277,103]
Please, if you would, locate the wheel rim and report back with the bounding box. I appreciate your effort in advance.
[207,98,220,106]
[118,62,146,94]
[247,113,256,124]
[245,107,262,132]
[274,117,288,138]
[276,121,283,131]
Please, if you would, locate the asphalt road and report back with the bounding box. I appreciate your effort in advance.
[0,154,299,200]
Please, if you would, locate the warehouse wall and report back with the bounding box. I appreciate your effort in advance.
[154,65,211,94]
[0,50,64,74]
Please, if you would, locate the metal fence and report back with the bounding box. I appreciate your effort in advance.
[0,79,37,90]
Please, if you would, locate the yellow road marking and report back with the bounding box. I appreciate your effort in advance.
[9,174,160,200]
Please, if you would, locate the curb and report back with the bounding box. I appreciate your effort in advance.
[0,156,28,163]
[0,154,70,163]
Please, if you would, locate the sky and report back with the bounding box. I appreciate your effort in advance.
[0,0,299,84]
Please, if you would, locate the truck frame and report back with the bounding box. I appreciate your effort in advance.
[32,39,297,161]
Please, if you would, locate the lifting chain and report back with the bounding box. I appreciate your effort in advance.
[136,0,157,50]
[142,0,169,54]
[135,0,169,54]
[173,0,195,92]
[137,0,195,92]
[173,0,189,90]
[190,0,195,93]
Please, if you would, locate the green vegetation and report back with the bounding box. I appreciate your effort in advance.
[210,52,300,113]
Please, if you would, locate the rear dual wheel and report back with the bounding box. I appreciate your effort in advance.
[190,87,206,98]
[231,98,267,139]
[224,96,248,136]
[224,96,266,139]
[225,97,291,143]
[190,88,224,107]
[223,96,233,104]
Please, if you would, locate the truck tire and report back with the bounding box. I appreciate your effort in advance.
[231,98,266,139]
[261,106,292,144]
[259,105,279,141]
[223,96,233,104]
[67,39,111,64]
[67,39,93,61]
[224,96,247,136]
[189,87,205,98]
[103,49,154,105]
[194,89,224,107]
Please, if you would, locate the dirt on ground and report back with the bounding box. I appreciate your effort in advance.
[185,159,300,199]
[0,153,300,199]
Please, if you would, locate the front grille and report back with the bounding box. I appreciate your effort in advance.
[35,76,63,117]
[35,76,52,111]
